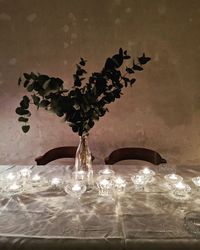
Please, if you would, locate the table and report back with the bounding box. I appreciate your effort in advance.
[0,164,200,250]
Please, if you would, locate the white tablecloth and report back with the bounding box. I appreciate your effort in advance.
[0,164,200,250]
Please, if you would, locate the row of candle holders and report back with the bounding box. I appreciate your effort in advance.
[0,167,200,199]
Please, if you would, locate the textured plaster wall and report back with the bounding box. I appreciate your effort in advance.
[0,0,200,165]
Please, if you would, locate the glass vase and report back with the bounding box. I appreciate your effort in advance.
[74,134,93,189]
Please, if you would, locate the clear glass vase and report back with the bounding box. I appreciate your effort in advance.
[74,134,93,189]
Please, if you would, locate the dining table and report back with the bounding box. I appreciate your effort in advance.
[0,164,200,250]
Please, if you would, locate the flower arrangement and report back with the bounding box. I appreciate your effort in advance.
[16,48,150,135]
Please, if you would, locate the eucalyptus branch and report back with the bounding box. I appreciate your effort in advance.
[16,49,151,135]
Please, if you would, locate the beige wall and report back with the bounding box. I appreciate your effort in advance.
[0,0,200,165]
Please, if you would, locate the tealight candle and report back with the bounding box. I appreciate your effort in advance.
[114,176,126,192]
[9,183,20,191]
[138,167,155,183]
[175,182,186,190]
[8,183,22,194]
[192,177,200,187]
[64,181,86,199]
[32,174,41,182]
[173,181,191,196]
[6,173,16,181]
[98,168,115,178]
[100,178,110,188]
[164,174,183,184]
[72,183,82,192]
[50,177,61,187]
[142,168,151,175]
[19,168,32,178]
[31,174,43,187]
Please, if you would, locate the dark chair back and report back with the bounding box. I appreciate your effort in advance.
[35,146,78,165]
[35,146,95,165]
[104,147,167,165]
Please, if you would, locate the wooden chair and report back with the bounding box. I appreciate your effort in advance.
[35,146,78,165]
[35,146,95,165]
[104,147,167,165]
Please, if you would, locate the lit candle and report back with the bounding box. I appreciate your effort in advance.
[99,168,115,177]
[72,183,82,192]
[100,179,110,188]
[138,167,155,183]
[175,182,186,190]
[19,168,32,178]
[164,174,183,184]
[32,174,41,182]
[192,177,200,187]
[50,177,62,188]
[131,174,146,185]
[64,181,86,199]
[173,181,191,196]
[143,168,151,174]
[9,183,21,192]
[7,173,15,181]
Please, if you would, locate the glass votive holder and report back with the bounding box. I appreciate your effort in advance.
[31,174,45,187]
[3,172,22,187]
[98,167,115,179]
[96,176,114,196]
[49,177,63,189]
[164,174,183,185]
[131,174,147,191]
[18,168,32,180]
[7,182,23,195]
[173,181,191,197]
[114,176,126,193]
[6,172,18,182]
[192,177,200,189]
[138,167,155,183]
[64,181,86,199]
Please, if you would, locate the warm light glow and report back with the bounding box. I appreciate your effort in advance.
[20,168,31,178]
[99,168,115,177]
[175,182,186,190]
[51,177,60,186]
[192,177,200,187]
[164,174,183,184]
[7,173,15,181]
[102,169,112,174]
[99,179,110,187]
[133,174,146,185]
[9,183,20,191]
[72,183,81,192]
[142,168,151,174]
[32,174,41,182]
[115,177,124,185]
[169,174,178,180]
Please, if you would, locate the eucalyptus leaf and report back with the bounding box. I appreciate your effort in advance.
[22,125,30,133]
[18,117,29,122]
[27,84,34,92]
[31,94,40,105]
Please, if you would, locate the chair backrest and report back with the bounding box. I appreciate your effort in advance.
[35,146,78,165]
[104,147,167,165]
[35,146,95,165]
